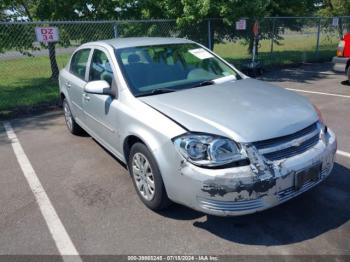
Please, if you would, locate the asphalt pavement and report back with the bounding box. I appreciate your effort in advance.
[0,63,349,258]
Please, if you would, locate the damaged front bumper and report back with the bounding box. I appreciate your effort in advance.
[168,128,336,216]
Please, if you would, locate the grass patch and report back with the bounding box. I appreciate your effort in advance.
[0,54,70,118]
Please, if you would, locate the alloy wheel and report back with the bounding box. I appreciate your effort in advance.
[63,101,73,131]
[132,152,155,201]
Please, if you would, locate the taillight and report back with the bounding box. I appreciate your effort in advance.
[337,40,345,57]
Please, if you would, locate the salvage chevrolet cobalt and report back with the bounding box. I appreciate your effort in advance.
[59,37,337,216]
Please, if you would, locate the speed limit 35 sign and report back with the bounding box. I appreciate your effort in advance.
[35,27,59,42]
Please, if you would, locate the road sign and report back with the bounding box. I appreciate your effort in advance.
[235,19,247,30]
[332,17,339,27]
[35,27,59,43]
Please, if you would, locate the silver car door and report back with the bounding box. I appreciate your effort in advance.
[82,47,122,157]
[67,48,91,123]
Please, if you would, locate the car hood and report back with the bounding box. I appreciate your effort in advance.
[139,78,318,142]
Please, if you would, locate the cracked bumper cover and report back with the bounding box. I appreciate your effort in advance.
[168,129,336,216]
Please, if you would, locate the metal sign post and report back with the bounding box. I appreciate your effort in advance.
[241,20,263,77]
[252,21,259,64]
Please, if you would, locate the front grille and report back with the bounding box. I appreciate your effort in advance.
[253,122,320,161]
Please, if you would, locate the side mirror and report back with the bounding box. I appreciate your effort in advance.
[84,80,112,95]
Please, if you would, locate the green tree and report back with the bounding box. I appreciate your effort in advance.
[175,0,317,52]
[317,0,350,37]
[1,0,86,80]
[1,0,321,79]
[317,0,350,16]
[118,0,317,52]
[0,0,147,80]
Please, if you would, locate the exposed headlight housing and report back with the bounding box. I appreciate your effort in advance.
[313,104,325,125]
[313,104,328,135]
[172,133,246,167]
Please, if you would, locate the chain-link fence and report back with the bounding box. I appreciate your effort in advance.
[211,17,350,66]
[0,17,349,117]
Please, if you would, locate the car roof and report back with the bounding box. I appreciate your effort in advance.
[86,37,195,49]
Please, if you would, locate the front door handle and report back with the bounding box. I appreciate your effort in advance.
[83,94,90,101]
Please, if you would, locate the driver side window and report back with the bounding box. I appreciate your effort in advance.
[89,49,114,85]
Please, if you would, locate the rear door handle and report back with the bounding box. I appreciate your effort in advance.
[65,81,72,88]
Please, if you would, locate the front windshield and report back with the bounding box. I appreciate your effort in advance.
[115,43,240,97]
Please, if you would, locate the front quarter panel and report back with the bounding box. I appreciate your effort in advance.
[116,94,186,163]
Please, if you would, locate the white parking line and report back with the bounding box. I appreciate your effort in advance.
[287,88,350,99]
[3,122,82,262]
[284,69,336,75]
[337,150,350,158]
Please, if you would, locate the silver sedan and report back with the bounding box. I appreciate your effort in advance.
[59,37,337,216]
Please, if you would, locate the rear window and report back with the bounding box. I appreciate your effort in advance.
[70,49,91,80]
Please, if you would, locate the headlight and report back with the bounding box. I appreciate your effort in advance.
[172,133,245,167]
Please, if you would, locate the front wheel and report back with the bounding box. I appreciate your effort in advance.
[128,142,171,210]
[347,66,350,83]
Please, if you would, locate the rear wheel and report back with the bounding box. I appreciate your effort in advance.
[347,66,350,83]
[128,142,171,210]
[63,99,83,135]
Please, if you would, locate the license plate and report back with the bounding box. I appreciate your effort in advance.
[295,163,322,190]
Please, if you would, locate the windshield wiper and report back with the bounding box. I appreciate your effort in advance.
[191,80,215,88]
[136,88,176,97]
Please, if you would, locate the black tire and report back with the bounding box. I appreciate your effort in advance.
[62,99,84,135]
[347,66,350,83]
[128,142,171,210]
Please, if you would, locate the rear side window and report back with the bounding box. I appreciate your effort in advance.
[70,49,91,80]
